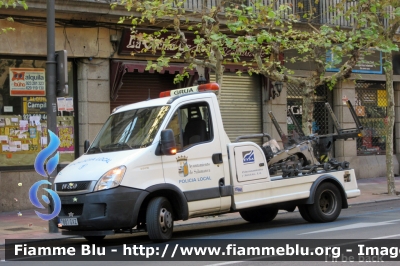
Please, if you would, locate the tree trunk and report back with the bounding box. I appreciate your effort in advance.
[384,52,396,195]
[214,65,223,104]
[302,84,315,135]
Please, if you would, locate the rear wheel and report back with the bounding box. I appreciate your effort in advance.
[239,207,278,223]
[146,197,174,242]
[307,182,342,222]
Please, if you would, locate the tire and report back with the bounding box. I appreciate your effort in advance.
[239,207,278,223]
[323,163,331,171]
[298,205,314,223]
[307,182,342,223]
[341,161,350,169]
[146,197,174,241]
[84,235,105,242]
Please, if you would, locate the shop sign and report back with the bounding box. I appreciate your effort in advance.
[118,28,264,59]
[326,49,382,74]
[9,68,46,96]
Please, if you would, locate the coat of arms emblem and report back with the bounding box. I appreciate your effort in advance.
[176,156,189,177]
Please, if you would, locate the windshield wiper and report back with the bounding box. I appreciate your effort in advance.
[118,142,132,149]
[101,142,132,151]
[86,146,103,154]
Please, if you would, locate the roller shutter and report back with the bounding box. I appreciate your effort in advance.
[110,72,177,112]
[211,73,262,144]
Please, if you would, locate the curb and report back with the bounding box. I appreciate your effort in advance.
[347,197,400,206]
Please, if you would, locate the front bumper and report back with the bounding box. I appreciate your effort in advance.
[58,186,148,231]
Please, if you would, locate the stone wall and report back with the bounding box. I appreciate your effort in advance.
[263,83,288,148]
[0,171,47,212]
[77,60,110,155]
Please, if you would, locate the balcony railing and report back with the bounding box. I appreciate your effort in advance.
[177,0,392,29]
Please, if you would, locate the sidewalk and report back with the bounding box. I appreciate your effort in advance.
[1,176,399,246]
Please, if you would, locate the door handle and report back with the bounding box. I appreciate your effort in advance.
[212,153,223,164]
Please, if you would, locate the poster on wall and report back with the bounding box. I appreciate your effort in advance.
[377,90,388,107]
[9,68,46,96]
[57,97,74,112]
[22,97,48,121]
[65,97,74,111]
[57,126,74,153]
[57,97,66,111]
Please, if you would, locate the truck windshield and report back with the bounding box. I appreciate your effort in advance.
[87,105,170,154]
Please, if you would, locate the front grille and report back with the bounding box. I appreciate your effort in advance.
[62,204,84,216]
[56,181,91,191]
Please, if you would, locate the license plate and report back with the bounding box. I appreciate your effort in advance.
[60,217,78,226]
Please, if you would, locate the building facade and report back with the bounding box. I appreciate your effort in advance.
[0,0,399,212]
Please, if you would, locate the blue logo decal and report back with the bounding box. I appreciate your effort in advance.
[242,150,255,164]
[234,187,243,193]
[34,130,60,177]
[30,130,61,221]
[29,180,61,221]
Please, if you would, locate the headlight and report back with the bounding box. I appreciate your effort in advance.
[94,166,126,191]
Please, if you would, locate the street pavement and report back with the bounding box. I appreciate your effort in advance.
[0,176,399,246]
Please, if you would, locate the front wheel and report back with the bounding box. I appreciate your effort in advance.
[146,197,174,242]
[239,207,278,223]
[307,182,342,222]
[298,205,314,223]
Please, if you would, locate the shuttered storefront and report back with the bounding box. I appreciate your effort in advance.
[110,72,177,112]
[212,72,262,144]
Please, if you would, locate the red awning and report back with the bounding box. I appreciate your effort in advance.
[110,60,250,100]
[110,60,196,100]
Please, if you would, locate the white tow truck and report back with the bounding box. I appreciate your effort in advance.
[54,83,360,241]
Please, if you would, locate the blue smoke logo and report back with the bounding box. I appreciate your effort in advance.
[29,130,61,221]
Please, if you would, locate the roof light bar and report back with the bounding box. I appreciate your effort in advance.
[159,82,220,98]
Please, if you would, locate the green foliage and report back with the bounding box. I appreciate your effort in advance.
[0,0,27,9]
[114,0,384,90]
[1,1,27,35]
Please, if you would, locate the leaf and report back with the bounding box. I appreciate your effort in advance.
[395,7,400,17]
[210,34,220,41]
[370,6,376,13]
[18,1,28,10]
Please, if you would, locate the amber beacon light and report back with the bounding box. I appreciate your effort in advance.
[159,83,220,98]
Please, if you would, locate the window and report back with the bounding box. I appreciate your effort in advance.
[355,82,387,155]
[87,106,170,154]
[0,58,75,167]
[166,102,212,151]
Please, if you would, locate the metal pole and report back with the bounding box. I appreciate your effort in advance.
[46,0,58,233]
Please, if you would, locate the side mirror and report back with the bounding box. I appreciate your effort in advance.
[84,140,90,153]
[160,129,177,155]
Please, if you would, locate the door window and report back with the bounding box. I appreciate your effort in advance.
[166,102,213,151]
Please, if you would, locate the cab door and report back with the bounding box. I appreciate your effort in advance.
[161,98,225,217]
